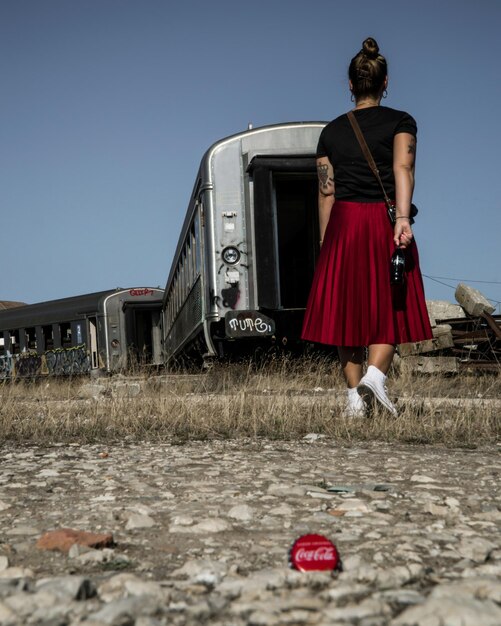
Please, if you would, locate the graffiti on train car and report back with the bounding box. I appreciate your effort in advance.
[16,351,43,377]
[0,353,14,379]
[45,345,90,376]
[0,345,90,379]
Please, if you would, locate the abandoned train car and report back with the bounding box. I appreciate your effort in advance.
[0,287,163,378]
[162,121,327,363]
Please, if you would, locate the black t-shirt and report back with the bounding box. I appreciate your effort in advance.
[316,106,417,201]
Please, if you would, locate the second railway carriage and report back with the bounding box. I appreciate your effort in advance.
[162,122,327,363]
[0,287,164,378]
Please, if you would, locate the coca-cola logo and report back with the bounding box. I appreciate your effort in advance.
[295,546,336,561]
[289,534,340,572]
[129,288,154,297]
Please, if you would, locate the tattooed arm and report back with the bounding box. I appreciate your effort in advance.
[393,132,416,248]
[317,156,335,246]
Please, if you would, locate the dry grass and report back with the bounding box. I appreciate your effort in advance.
[0,355,500,447]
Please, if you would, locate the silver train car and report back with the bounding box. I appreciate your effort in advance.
[162,122,327,363]
[0,287,163,378]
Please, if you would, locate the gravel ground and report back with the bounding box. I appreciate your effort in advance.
[1,438,501,625]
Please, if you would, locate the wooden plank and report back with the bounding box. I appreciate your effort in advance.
[482,312,501,340]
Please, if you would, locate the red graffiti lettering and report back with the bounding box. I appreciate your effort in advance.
[129,288,154,297]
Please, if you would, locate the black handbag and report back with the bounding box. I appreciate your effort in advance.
[346,111,418,225]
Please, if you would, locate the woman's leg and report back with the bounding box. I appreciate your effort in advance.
[367,344,395,374]
[338,346,364,387]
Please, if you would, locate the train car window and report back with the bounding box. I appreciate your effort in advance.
[60,322,72,348]
[43,325,54,350]
[180,251,186,299]
[186,238,192,290]
[0,335,4,356]
[10,330,20,354]
[26,327,37,350]
[191,225,197,278]
[194,213,201,275]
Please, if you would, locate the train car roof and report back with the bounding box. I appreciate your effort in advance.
[0,288,161,329]
[164,121,327,292]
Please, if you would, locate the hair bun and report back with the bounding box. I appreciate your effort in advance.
[362,37,379,59]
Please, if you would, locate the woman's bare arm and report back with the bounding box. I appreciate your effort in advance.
[317,156,335,246]
[393,132,416,248]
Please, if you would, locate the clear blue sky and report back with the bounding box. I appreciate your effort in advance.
[1,0,500,310]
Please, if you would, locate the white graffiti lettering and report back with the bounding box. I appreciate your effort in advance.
[228,317,272,334]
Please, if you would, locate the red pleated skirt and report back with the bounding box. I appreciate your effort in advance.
[301,200,432,346]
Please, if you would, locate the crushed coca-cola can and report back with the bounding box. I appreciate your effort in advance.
[289,533,341,572]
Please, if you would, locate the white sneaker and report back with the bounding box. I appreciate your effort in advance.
[341,387,366,418]
[357,365,397,417]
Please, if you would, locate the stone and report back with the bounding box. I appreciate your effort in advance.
[89,596,157,624]
[98,573,167,602]
[36,528,114,553]
[323,597,391,622]
[228,504,255,521]
[35,576,96,600]
[329,498,370,514]
[455,283,495,317]
[190,518,231,533]
[410,475,437,483]
[0,567,33,579]
[172,559,228,585]
[456,537,496,563]
[426,299,466,322]
[398,325,454,356]
[125,513,156,530]
[0,557,9,572]
[430,578,501,603]
[398,356,458,375]
[393,596,501,626]
[0,600,19,625]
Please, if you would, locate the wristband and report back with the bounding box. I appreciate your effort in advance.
[396,216,410,220]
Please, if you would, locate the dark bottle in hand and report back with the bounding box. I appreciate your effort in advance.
[390,247,406,285]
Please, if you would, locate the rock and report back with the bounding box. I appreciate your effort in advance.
[329,498,370,515]
[228,504,255,521]
[410,475,437,483]
[430,578,501,603]
[125,513,156,530]
[456,537,497,563]
[0,601,17,626]
[376,564,425,590]
[0,557,9,572]
[98,573,167,602]
[78,382,107,399]
[302,433,326,442]
[190,518,231,533]
[36,528,114,553]
[455,283,495,317]
[35,576,96,600]
[0,567,33,580]
[172,559,228,586]
[89,596,157,624]
[393,596,501,626]
[323,597,391,622]
[426,300,466,322]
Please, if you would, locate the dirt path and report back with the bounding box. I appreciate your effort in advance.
[1,439,501,625]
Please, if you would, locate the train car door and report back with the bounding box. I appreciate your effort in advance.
[88,317,99,369]
[250,156,319,311]
[123,303,162,367]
